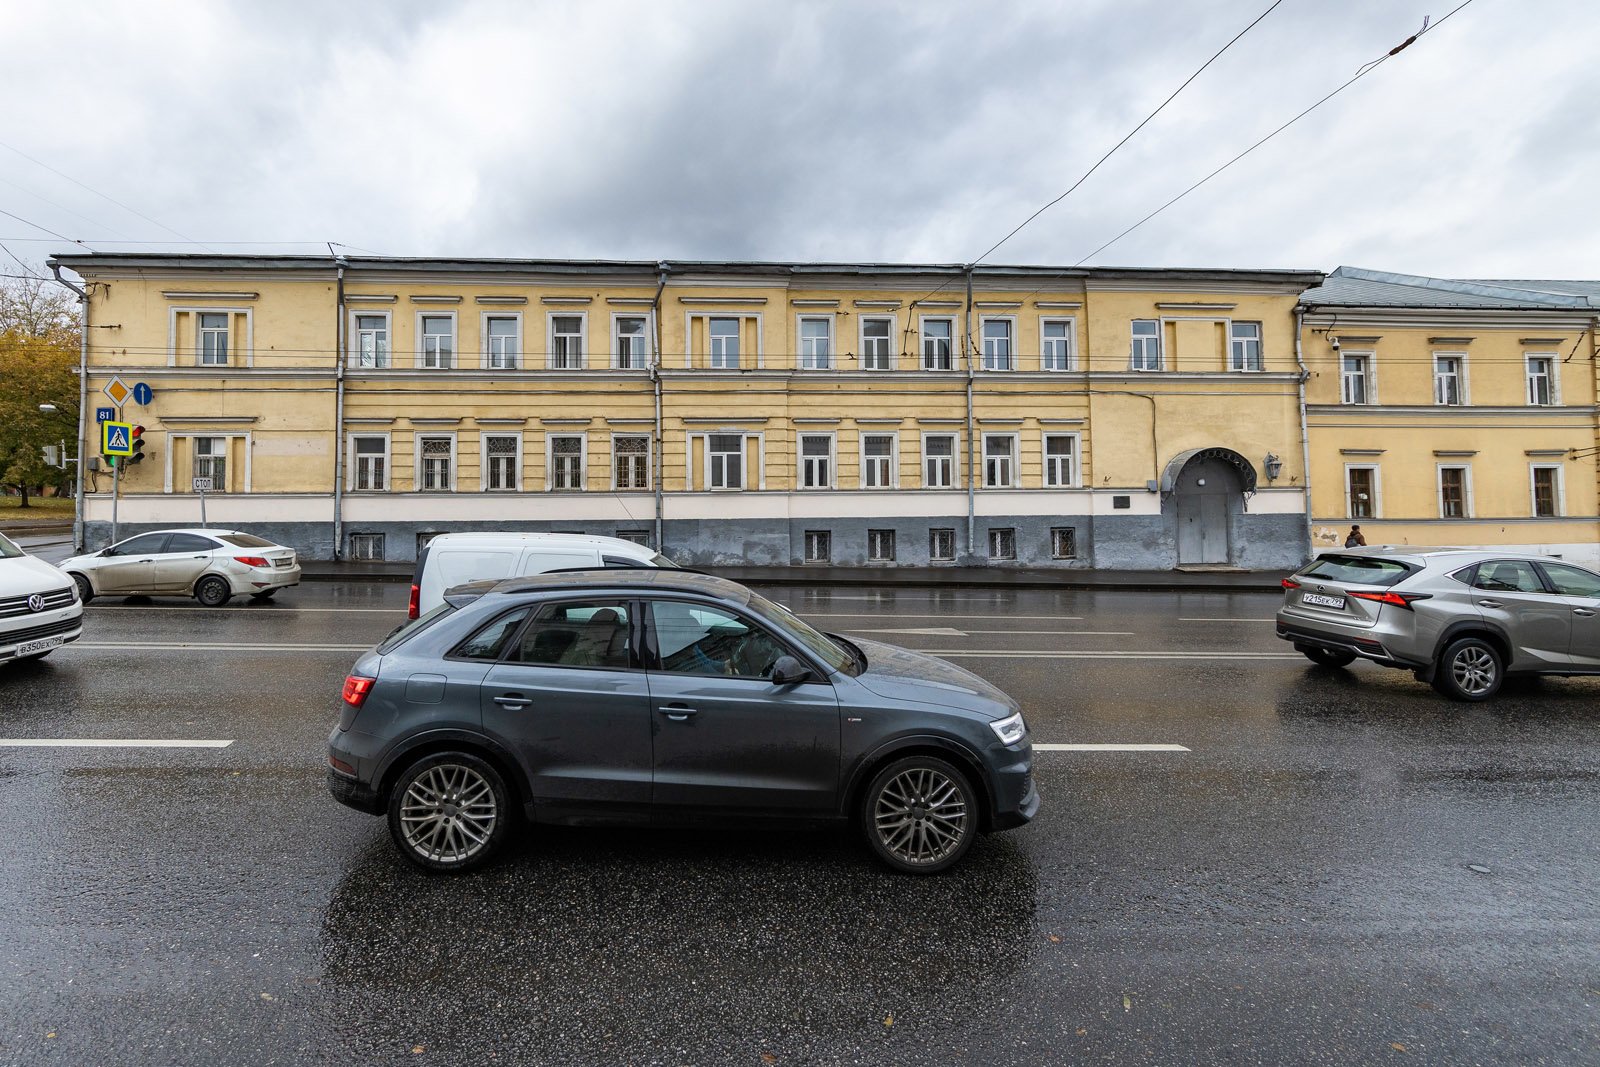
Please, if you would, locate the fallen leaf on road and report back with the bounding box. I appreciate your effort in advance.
[1076,1029,1087,1036]
[412,1046,425,1055]
[1047,935,1060,943]
[258,993,274,1002]
[1390,1043,1407,1053]
[1123,996,1132,1013]
[883,1014,894,1027]
[761,1054,777,1064]
[45,1032,56,1039]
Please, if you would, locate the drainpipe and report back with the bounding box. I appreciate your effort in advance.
[1293,304,1313,554]
[963,265,976,562]
[332,256,348,560]
[650,261,670,551]
[51,264,90,552]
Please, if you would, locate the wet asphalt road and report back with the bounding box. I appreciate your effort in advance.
[2,581,1598,1066]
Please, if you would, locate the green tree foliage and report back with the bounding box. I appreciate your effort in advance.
[0,276,80,507]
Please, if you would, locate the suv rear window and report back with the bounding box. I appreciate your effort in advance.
[379,603,456,653]
[218,533,276,549]
[1300,554,1411,588]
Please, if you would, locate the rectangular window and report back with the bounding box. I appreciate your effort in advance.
[551,316,584,370]
[983,434,1016,488]
[987,527,1016,561]
[352,435,388,491]
[348,533,385,561]
[1050,527,1077,559]
[1527,356,1554,406]
[194,437,227,491]
[354,314,390,368]
[981,319,1013,371]
[1532,465,1561,517]
[485,315,519,370]
[1340,354,1371,404]
[861,317,893,371]
[1433,355,1464,406]
[614,530,652,547]
[803,530,830,563]
[1130,319,1162,371]
[1041,319,1074,371]
[420,314,455,370]
[929,528,956,562]
[923,434,956,488]
[867,529,895,562]
[549,435,584,490]
[799,434,832,489]
[1043,434,1079,487]
[799,317,832,370]
[709,433,744,490]
[1229,321,1262,372]
[709,317,740,369]
[198,312,229,366]
[614,316,648,370]
[484,434,520,491]
[861,434,895,488]
[922,319,954,371]
[1439,466,1469,519]
[1346,466,1377,519]
[613,435,650,489]
[419,435,453,491]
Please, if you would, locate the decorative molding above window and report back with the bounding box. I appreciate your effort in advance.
[1039,418,1087,425]
[474,417,528,425]
[409,295,463,304]
[159,415,259,426]
[1339,448,1386,456]
[917,418,965,425]
[475,296,528,305]
[1340,335,1381,343]
[917,300,961,309]
[974,301,1022,309]
[410,417,463,425]
[160,291,258,301]
[605,417,655,425]
[1433,449,1479,457]
[344,417,396,425]
[347,294,398,303]
[792,417,841,424]
[853,300,902,309]
[790,299,839,308]
[540,417,594,426]
[1034,301,1083,309]
[856,418,904,425]
[678,296,767,306]
[1428,336,1474,344]
[978,418,1025,425]
[1156,301,1236,310]
[1525,448,1569,456]
[682,416,768,424]
[606,297,656,306]
[540,296,594,305]
[1520,337,1565,345]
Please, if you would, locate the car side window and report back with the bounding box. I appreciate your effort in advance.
[1471,560,1545,594]
[453,608,533,660]
[648,601,788,680]
[165,533,218,553]
[111,533,171,556]
[506,601,633,670]
[1539,562,1600,598]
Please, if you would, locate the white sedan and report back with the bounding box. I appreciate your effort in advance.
[60,528,301,607]
[0,531,83,663]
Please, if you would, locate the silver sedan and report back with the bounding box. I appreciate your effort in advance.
[61,529,301,607]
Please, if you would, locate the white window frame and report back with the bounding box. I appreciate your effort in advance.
[169,306,253,368]
[867,528,896,562]
[987,527,1017,561]
[1042,432,1080,488]
[415,432,457,493]
[1432,351,1468,406]
[982,433,1018,489]
[611,313,653,370]
[702,315,747,370]
[1525,353,1559,406]
[193,436,230,492]
[163,432,253,493]
[1437,464,1473,519]
[798,432,835,490]
[612,434,651,490]
[547,312,588,371]
[416,311,457,371]
[980,316,1015,372]
[1340,351,1376,405]
[921,432,958,489]
[1228,320,1263,372]
[1343,463,1381,519]
[803,529,831,564]
[481,312,522,370]
[1130,319,1162,372]
[350,310,392,369]
[707,432,747,491]
[348,433,391,492]
[197,311,231,367]
[798,315,833,371]
[920,316,955,371]
[859,316,895,371]
[1530,463,1565,518]
[929,527,956,562]
[1040,317,1076,372]
[480,432,522,492]
[860,432,898,489]
[546,433,587,491]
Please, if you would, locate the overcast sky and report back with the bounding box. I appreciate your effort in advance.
[2,0,1595,279]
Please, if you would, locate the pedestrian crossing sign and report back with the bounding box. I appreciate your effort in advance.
[102,420,133,456]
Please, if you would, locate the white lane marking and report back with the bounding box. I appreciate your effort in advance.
[1034,743,1190,752]
[86,606,399,614]
[0,738,234,748]
[76,642,369,652]
[846,627,968,636]
[842,628,1136,637]
[1179,618,1276,623]
[936,650,1301,659]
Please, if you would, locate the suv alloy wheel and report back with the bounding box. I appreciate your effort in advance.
[861,755,978,874]
[1433,636,1504,702]
[388,752,511,872]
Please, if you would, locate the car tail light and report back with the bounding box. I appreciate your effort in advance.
[407,583,420,620]
[342,675,375,707]
[1350,590,1432,609]
[1281,578,1302,590]
[234,556,270,567]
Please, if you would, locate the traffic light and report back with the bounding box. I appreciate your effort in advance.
[129,426,146,465]
[42,445,59,467]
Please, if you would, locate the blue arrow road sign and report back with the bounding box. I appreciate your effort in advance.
[132,382,153,405]
[96,407,114,424]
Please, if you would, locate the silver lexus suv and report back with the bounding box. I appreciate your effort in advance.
[1276,548,1600,701]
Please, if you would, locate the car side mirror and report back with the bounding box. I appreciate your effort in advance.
[770,655,810,686]
[100,547,115,557]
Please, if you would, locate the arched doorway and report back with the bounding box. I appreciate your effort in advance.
[1161,448,1257,567]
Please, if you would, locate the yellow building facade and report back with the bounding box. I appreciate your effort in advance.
[51,254,1323,570]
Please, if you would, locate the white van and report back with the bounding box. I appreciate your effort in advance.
[408,532,674,618]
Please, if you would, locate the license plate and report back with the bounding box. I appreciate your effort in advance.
[274,559,292,569]
[1301,593,1346,609]
[16,636,65,656]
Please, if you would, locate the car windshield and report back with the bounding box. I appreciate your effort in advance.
[746,592,859,676]
[0,533,23,559]
[379,603,456,653]
[218,533,276,549]
[1301,554,1411,588]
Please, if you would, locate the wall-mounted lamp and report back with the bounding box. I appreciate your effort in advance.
[1264,453,1284,481]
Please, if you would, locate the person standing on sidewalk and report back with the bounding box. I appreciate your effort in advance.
[1344,524,1367,548]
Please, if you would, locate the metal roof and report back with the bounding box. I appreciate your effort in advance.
[1302,266,1599,310]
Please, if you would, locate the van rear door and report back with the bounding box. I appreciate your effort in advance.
[517,547,600,577]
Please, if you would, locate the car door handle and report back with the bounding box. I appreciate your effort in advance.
[493,694,532,709]
[1575,608,1597,617]
[658,704,698,721]
[1477,599,1502,608]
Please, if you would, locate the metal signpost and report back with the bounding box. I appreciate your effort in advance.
[100,377,131,546]
[101,419,133,545]
[193,477,212,526]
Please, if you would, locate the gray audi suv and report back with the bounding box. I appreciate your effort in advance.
[1276,548,1600,701]
[328,570,1037,874]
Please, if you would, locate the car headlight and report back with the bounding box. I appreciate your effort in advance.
[989,711,1026,745]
